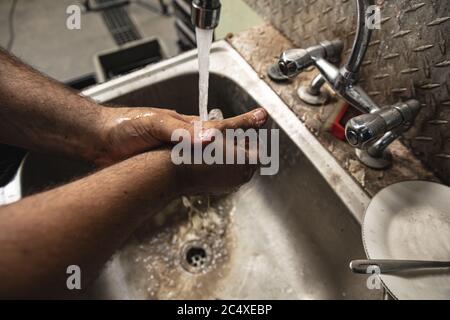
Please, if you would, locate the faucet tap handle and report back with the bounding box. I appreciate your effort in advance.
[278,40,343,78]
[279,48,312,78]
[345,100,421,149]
[345,112,388,149]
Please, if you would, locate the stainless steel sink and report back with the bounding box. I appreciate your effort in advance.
[0,41,381,299]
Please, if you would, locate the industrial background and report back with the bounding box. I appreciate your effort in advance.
[244,0,450,184]
[0,0,262,82]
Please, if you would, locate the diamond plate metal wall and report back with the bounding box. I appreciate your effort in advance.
[245,0,450,184]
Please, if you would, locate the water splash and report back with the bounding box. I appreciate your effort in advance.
[196,27,214,122]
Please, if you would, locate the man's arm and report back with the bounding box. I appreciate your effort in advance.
[0,146,256,299]
[0,48,105,162]
[0,149,177,299]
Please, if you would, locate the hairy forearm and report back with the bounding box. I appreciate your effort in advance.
[0,149,178,299]
[0,49,104,161]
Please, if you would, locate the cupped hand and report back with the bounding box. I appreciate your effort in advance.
[175,141,261,195]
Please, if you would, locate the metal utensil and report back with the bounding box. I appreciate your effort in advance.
[350,259,450,274]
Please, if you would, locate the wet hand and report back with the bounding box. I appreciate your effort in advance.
[175,142,261,195]
[95,106,268,167]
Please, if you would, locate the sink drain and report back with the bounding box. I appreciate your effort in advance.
[180,241,212,274]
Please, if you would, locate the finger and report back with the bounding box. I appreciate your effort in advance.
[153,115,220,145]
[205,108,268,132]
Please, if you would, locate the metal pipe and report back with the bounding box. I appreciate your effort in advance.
[309,74,326,96]
[343,0,374,80]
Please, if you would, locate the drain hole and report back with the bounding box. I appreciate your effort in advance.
[181,241,212,274]
[186,247,207,267]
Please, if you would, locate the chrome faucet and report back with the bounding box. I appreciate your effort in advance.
[191,0,221,30]
[278,0,420,169]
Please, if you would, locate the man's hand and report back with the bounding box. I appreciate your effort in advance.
[0,49,269,170]
[175,147,260,195]
[95,106,268,167]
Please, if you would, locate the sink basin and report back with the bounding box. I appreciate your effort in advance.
[1,41,381,300]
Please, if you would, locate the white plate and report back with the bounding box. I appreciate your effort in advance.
[363,181,450,300]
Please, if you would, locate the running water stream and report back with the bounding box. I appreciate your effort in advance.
[196,27,214,121]
[195,27,215,221]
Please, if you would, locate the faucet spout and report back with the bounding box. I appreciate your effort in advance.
[191,0,221,30]
[343,0,374,81]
